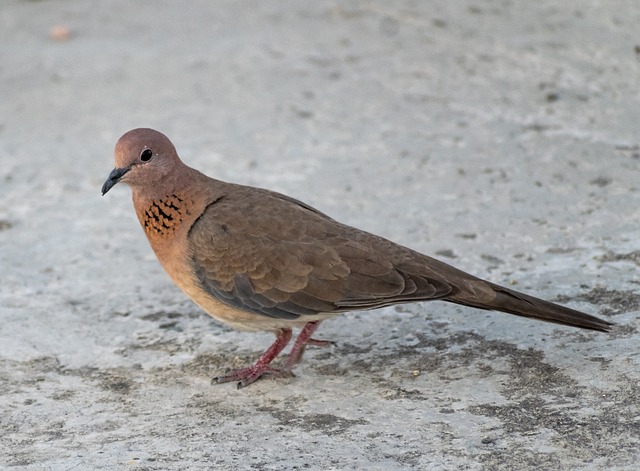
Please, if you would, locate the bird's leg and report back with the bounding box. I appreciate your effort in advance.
[212,328,294,389]
[286,321,334,368]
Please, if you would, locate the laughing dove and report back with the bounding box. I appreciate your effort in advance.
[102,128,612,388]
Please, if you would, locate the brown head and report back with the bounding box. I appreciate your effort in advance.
[101,128,183,196]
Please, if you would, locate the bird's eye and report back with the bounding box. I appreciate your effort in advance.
[140,148,153,162]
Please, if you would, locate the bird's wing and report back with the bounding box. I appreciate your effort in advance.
[188,188,452,319]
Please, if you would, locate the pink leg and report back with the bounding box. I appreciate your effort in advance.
[286,321,334,369]
[212,328,294,389]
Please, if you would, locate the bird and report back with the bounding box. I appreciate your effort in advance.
[102,128,613,388]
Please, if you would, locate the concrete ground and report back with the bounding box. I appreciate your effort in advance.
[1,1,640,469]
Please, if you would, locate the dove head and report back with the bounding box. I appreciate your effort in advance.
[102,128,182,196]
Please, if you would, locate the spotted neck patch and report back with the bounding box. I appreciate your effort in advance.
[139,193,192,238]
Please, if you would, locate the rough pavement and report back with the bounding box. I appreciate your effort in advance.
[1,1,639,470]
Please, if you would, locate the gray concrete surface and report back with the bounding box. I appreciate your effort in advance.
[1,1,639,469]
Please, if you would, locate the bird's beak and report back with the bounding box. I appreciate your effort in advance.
[101,166,130,195]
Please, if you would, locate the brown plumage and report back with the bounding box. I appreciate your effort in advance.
[102,128,613,388]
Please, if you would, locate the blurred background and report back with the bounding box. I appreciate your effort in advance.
[1,1,639,469]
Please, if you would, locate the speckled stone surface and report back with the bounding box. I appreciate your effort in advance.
[1,1,639,469]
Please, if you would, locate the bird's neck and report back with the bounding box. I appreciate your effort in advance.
[133,190,196,240]
[131,164,225,242]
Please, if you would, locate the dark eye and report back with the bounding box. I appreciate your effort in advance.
[140,148,153,162]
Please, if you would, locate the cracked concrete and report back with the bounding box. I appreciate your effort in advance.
[1,1,640,469]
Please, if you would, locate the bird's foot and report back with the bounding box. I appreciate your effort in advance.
[212,328,293,389]
[212,365,295,389]
[211,323,333,388]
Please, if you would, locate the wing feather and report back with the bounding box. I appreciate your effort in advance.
[189,187,453,319]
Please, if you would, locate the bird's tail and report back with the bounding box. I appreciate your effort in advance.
[452,282,613,332]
